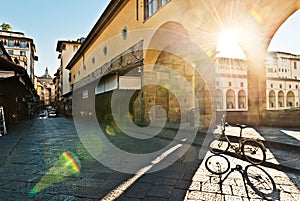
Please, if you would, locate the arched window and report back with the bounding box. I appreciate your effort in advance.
[278,91,284,108]
[269,90,275,108]
[226,89,235,109]
[287,91,295,107]
[238,90,246,109]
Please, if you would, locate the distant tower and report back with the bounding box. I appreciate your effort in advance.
[42,67,51,78]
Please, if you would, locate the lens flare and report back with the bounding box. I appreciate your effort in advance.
[29,152,81,196]
[251,10,262,24]
[105,125,116,136]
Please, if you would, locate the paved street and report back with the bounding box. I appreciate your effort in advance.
[0,117,299,201]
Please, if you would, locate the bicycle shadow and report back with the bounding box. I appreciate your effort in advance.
[205,154,280,201]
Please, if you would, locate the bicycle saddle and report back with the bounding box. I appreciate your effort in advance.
[236,124,247,129]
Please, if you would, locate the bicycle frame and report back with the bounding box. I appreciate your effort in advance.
[219,123,243,153]
[210,115,267,165]
[219,116,251,153]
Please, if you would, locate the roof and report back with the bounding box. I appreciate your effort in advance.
[56,39,83,52]
[0,42,24,73]
[66,0,128,70]
[0,56,25,73]
[0,30,25,36]
[0,52,36,95]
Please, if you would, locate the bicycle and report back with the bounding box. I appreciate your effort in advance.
[205,155,278,200]
[208,115,266,165]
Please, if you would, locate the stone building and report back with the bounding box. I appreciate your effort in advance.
[0,30,38,83]
[35,68,55,106]
[266,51,300,110]
[215,57,248,111]
[0,42,37,125]
[54,38,83,116]
[64,0,300,127]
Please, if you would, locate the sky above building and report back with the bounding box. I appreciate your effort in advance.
[1,1,300,77]
[1,0,110,77]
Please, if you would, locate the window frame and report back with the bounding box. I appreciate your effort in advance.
[144,0,170,20]
[8,40,14,47]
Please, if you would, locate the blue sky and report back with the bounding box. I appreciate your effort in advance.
[1,0,110,76]
[268,10,300,55]
[1,1,299,76]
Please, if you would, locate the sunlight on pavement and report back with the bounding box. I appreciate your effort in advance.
[29,152,81,196]
[281,130,300,141]
[223,126,265,140]
[100,144,183,201]
[185,151,300,200]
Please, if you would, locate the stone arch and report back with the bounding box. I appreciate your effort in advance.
[269,90,276,108]
[287,91,295,107]
[226,89,235,109]
[238,90,246,109]
[144,21,189,72]
[278,91,284,108]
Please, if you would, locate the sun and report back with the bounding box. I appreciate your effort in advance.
[216,30,245,59]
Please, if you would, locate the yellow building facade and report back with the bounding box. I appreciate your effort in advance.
[67,0,300,126]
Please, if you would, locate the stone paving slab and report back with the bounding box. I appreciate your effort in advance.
[0,117,299,200]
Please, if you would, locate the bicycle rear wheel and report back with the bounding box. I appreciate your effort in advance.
[209,137,229,154]
[205,154,230,175]
[242,140,266,165]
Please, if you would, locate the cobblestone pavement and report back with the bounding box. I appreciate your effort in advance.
[0,117,299,200]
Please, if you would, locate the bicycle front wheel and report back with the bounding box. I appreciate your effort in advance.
[205,154,230,175]
[242,140,266,165]
[209,138,229,154]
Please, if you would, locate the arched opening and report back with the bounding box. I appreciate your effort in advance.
[287,91,295,107]
[238,90,246,109]
[269,90,276,108]
[226,89,235,109]
[278,91,284,108]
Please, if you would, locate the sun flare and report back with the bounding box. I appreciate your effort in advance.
[217,30,245,59]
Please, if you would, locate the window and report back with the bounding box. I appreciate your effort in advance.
[73,45,78,51]
[240,82,244,87]
[20,41,26,48]
[144,0,170,19]
[8,40,14,47]
[289,84,292,89]
[229,82,232,87]
[294,62,297,70]
[271,83,273,88]
[8,50,13,55]
[20,51,26,56]
[280,84,282,88]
